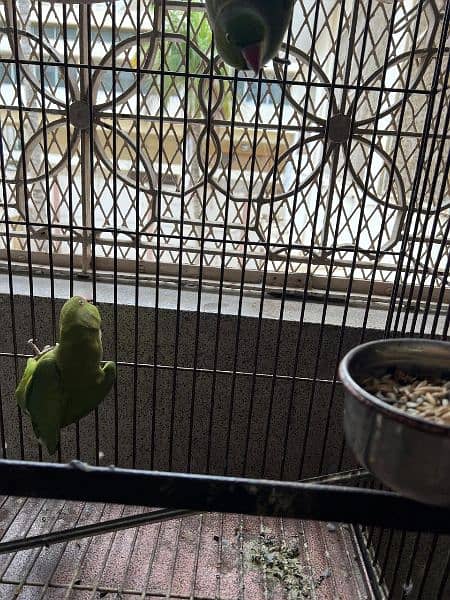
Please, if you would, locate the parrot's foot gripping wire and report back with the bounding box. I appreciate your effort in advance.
[27,340,53,357]
[27,339,42,356]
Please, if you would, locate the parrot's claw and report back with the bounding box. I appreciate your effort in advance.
[27,339,42,356]
[27,339,53,357]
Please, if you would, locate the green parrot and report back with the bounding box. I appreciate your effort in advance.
[204,0,295,72]
[15,296,116,455]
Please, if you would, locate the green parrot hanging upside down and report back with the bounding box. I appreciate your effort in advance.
[204,0,296,72]
[15,296,116,455]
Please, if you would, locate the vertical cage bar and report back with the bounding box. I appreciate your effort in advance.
[297,0,349,479]
[315,0,375,474]
[79,5,92,278]
[61,4,75,299]
[248,28,293,477]
[223,68,264,475]
[151,0,166,470]
[0,98,19,461]
[85,2,100,464]
[186,28,217,473]
[132,0,143,470]
[112,0,119,467]
[278,0,329,480]
[386,0,450,336]
[9,0,40,460]
[206,69,239,473]
[168,0,194,472]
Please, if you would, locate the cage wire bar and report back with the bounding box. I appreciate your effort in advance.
[0,0,449,598]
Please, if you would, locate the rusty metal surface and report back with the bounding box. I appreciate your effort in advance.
[0,496,371,599]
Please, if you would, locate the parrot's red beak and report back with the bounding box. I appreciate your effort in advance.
[242,42,263,73]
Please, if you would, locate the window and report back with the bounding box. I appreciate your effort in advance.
[0,0,448,298]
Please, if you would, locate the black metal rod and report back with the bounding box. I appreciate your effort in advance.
[0,460,448,534]
[0,53,441,95]
[302,468,370,485]
[0,507,193,555]
[0,469,370,554]
[0,468,363,566]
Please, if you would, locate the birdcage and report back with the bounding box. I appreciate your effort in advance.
[0,0,449,598]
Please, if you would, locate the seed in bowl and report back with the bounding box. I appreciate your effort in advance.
[362,369,450,426]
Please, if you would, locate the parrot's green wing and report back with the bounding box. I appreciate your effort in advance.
[61,360,116,427]
[25,354,65,455]
[15,357,39,412]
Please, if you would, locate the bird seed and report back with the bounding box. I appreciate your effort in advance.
[362,369,450,426]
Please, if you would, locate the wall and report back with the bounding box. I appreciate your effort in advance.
[0,275,389,478]
[1,277,449,598]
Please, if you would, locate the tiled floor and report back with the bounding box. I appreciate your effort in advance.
[0,496,371,599]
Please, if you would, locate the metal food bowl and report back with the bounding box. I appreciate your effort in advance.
[339,338,450,507]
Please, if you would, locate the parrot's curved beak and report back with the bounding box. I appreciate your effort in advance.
[242,42,263,73]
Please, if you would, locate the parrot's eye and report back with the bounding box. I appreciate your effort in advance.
[78,300,83,305]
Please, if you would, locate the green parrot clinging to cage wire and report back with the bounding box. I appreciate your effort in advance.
[15,296,116,456]
[204,0,296,72]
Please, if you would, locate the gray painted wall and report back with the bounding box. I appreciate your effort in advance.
[0,289,381,478]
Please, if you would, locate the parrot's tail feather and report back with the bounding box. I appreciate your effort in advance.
[242,43,263,73]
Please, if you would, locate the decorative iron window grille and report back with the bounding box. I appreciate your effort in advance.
[0,0,448,298]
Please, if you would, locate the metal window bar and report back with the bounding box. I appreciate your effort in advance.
[0,466,369,555]
[0,1,450,599]
[0,0,448,298]
[0,459,449,533]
